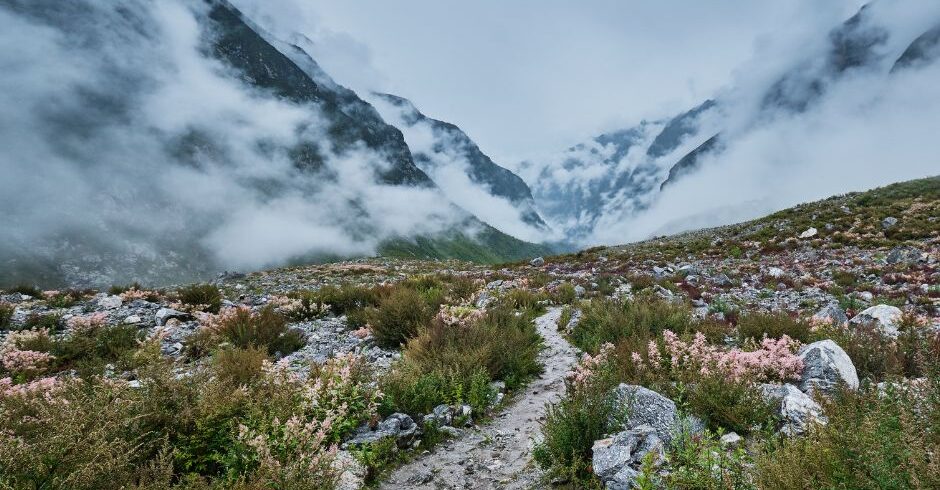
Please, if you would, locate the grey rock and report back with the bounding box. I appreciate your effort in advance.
[610,384,702,443]
[767,267,785,278]
[760,383,826,436]
[425,404,454,427]
[719,432,743,447]
[123,314,142,325]
[475,290,494,309]
[881,216,898,230]
[799,227,818,239]
[98,295,123,310]
[798,339,859,395]
[713,273,733,287]
[530,256,545,267]
[592,425,664,490]
[155,307,190,327]
[333,450,367,490]
[851,304,903,338]
[887,246,922,265]
[811,304,848,327]
[574,285,586,297]
[344,413,416,447]
[854,291,874,303]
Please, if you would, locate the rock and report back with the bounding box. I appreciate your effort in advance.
[425,404,454,427]
[851,304,903,338]
[798,339,859,395]
[886,246,922,265]
[881,216,898,230]
[333,450,367,490]
[760,383,826,436]
[97,295,123,309]
[475,290,493,309]
[719,432,743,448]
[811,304,848,327]
[155,308,191,327]
[574,285,586,297]
[854,291,874,303]
[799,227,818,239]
[123,314,142,325]
[592,425,664,490]
[344,413,416,448]
[610,384,702,444]
[530,256,545,267]
[767,267,785,278]
[713,273,733,287]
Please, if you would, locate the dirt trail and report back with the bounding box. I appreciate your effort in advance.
[379,307,579,489]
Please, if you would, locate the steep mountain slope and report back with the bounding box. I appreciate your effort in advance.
[525,3,940,243]
[369,93,549,241]
[0,0,548,288]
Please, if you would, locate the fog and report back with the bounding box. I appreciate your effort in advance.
[0,0,463,284]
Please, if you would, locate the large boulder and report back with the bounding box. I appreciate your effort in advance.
[850,304,903,338]
[798,340,859,395]
[592,425,664,490]
[610,384,703,444]
[760,383,826,436]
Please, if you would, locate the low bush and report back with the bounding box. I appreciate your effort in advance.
[571,297,693,354]
[682,374,777,435]
[368,287,433,348]
[0,302,13,330]
[551,283,578,305]
[8,284,42,298]
[653,426,754,489]
[380,306,541,416]
[212,346,268,386]
[203,305,305,356]
[177,284,223,313]
[736,312,813,344]
[754,377,940,489]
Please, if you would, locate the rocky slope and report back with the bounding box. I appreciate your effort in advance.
[1,176,936,488]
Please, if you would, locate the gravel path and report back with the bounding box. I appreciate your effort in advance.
[379,308,579,489]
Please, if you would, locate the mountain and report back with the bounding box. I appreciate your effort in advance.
[524,3,940,243]
[0,0,549,288]
[369,93,549,241]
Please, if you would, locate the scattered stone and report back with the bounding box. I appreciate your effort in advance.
[713,273,733,287]
[333,450,367,490]
[854,291,874,303]
[344,413,417,448]
[798,339,859,395]
[851,304,903,338]
[573,285,586,297]
[799,227,818,239]
[719,432,743,448]
[123,314,142,325]
[425,404,455,427]
[529,256,545,267]
[886,246,922,265]
[155,307,191,327]
[97,295,123,309]
[881,216,898,230]
[811,304,848,327]
[767,267,785,278]
[760,383,826,436]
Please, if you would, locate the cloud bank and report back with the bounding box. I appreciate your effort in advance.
[0,0,462,284]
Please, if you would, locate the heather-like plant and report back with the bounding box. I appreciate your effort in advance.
[202,305,304,356]
[571,296,693,354]
[368,287,433,348]
[177,283,223,313]
[736,311,813,343]
[0,302,13,330]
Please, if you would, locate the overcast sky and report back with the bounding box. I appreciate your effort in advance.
[236,0,862,163]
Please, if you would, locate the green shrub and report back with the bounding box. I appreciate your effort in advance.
[177,284,223,313]
[23,312,61,332]
[212,346,268,386]
[552,283,577,305]
[658,426,754,489]
[0,302,14,330]
[683,374,777,435]
[207,305,304,356]
[571,297,693,354]
[557,305,574,331]
[814,318,940,381]
[533,379,619,484]
[46,290,85,309]
[736,312,813,343]
[754,378,940,489]
[380,306,541,415]
[9,284,42,298]
[497,288,548,316]
[368,287,433,348]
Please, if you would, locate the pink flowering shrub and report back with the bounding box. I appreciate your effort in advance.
[1,331,55,381]
[66,312,109,333]
[568,342,615,389]
[436,304,486,327]
[640,330,804,383]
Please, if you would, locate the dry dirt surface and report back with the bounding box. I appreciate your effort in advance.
[379,308,579,489]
